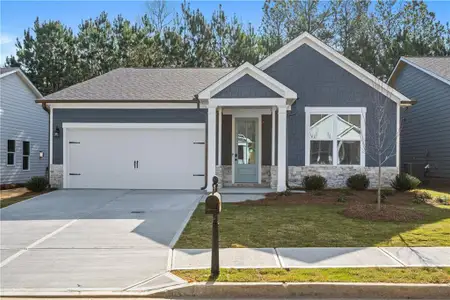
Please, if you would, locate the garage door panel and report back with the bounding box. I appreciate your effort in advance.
[66,125,205,189]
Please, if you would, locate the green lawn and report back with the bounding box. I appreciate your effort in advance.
[173,268,450,284]
[175,199,450,248]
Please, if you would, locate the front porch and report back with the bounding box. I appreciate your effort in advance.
[206,103,288,192]
[198,63,298,192]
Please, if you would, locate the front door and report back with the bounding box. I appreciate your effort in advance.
[234,118,258,183]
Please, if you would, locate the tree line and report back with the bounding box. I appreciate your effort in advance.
[5,0,449,96]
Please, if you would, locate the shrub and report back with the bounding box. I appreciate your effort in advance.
[346,174,370,190]
[437,196,449,205]
[415,191,432,200]
[302,175,327,191]
[337,194,347,203]
[413,192,427,204]
[25,176,48,192]
[390,173,421,191]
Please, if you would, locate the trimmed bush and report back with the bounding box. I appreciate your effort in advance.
[25,176,48,192]
[346,174,370,190]
[390,173,421,191]
[302,175,327,191]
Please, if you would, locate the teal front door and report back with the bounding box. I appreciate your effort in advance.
[235,118,258,183]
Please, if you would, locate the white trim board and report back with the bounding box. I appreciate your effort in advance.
[198,62,297,101]
[49,102,200,109]
[62,123,205,130]
[256,32,411,105]
[389,57,450,87]
[209,97,287,107]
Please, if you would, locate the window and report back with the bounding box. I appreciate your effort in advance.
[7,140,15,165]
[306,107,365,166]
[23,141,30,170]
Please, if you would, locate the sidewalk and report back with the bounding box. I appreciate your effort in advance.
[170,247,450,270]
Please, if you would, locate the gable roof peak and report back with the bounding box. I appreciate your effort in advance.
[257,31,411,105]
[197,61,297,101]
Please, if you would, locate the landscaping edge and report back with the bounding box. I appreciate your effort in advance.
[1,282,450,298]
[150,282,450,299]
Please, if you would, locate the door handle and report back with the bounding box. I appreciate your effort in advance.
[134,160,137,169]
[136,160,139,169]
[233,153,238,161]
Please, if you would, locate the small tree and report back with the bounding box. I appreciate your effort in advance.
[362,82,406,211]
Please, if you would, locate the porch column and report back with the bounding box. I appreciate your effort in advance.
[218,107,222,166]
[277,105,287,192]
[207,105,217,192]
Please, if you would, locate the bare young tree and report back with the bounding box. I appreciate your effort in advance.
[145,0,173,31]
[362,83,403,211]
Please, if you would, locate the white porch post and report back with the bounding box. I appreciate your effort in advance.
[218,107,222,166]
[207,105,217,192]
[277,105,287,192]
[271,106,276,165]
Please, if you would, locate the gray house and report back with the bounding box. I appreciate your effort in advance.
[389,57,450,180]
[1,67,48,185]
[37,33,412,191]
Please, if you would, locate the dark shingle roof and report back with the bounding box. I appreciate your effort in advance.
[0,67,19,74]
[403,57,450,82]
[42,68,234,101]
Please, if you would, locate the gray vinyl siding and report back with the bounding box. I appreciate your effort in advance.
[392,64,450,178]
[0,73,48,184]
[52,109,206,164]
[264,45,397,167]
[213,74,281,98]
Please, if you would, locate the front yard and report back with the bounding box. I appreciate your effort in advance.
[0,187,48,208]
[175,189,450,248]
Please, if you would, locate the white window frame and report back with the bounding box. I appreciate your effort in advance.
[7,140,15,166]
[22,141,30,171]
[305,107,366,167]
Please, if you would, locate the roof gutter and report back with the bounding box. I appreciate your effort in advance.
[35,99,199,104]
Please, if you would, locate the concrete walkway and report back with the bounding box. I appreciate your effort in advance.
[171,247,450,270]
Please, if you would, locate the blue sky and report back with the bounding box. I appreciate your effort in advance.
[1,0,449,63]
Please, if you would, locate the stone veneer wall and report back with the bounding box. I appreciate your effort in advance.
[50,164,63,188]
[288,166,398,189]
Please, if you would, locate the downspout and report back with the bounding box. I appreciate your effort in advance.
[195,94,208,190]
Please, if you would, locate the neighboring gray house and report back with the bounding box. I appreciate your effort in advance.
[1,67,48,185]
[37,33,412,191]
[389,57,450,180]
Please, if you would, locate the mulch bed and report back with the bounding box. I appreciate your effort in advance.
[342,203,425,222]
[234,190,432,222]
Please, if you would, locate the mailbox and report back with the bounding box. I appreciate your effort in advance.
[205,192,222,214]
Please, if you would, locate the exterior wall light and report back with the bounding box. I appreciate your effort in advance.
[54,126,60,138]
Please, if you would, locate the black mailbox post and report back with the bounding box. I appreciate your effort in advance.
[205,176,221,277]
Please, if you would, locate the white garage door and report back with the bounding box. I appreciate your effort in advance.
[65,124,205,189]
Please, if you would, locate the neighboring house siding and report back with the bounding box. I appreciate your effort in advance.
[0,73,48,184]
[392,64,450,178]
[52,108,206,164]
[213,75,281,98]
[264,44,397,167]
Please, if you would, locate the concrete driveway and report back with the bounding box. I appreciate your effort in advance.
[0,189,202,293]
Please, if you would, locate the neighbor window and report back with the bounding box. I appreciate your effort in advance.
[23,141,30,170]
[306,107,365,166]
[7,140,15,165]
